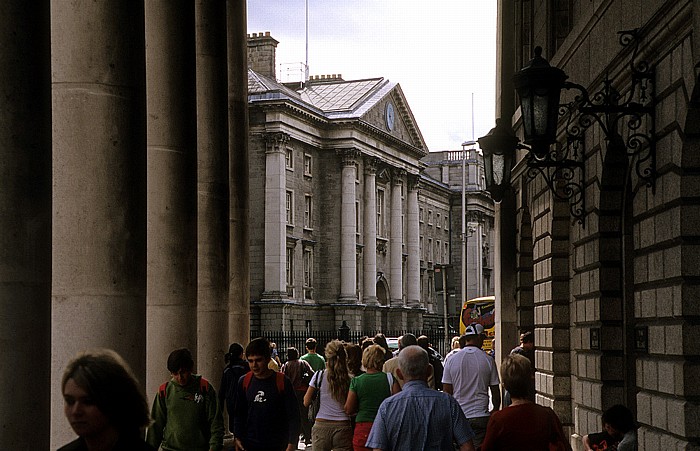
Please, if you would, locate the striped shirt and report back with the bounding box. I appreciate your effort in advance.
[365,380,474,450]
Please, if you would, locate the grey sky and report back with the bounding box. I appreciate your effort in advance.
[248,0,497,152]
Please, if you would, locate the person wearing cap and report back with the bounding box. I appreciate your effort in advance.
[441,323,501,449]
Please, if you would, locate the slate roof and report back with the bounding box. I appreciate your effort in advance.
[248,69,393,119]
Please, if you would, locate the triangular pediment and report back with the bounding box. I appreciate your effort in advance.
[361,84,428,152]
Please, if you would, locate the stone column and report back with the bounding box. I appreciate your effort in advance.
[339,149,359,303]
[51,1,146,446]
[0,2,51,447]
[363,157,379,305]
[262,132,289,299]
[196,0,229,384]
[390,169,405,307]
[227,0,250,346]
[145,1,197,397]
[406,175,421,307]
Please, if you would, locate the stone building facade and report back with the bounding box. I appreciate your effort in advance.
[247,33,494,335]
[495,1,700,449]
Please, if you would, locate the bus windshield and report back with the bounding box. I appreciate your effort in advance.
[459,296,496,352]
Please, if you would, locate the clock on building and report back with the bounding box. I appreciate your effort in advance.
[385,101,395,131]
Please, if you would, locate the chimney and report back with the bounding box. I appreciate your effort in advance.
[247,31,279,79]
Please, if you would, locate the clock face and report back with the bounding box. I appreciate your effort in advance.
[385,102,395,131]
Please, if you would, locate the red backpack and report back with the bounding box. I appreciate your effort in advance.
[159,377,210,399]
[242,371,285,394]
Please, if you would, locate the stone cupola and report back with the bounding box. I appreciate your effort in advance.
[247,31,278,79]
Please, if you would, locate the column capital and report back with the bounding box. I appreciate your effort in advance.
[391,168,406,185]
[337,148,361,167]
[407,174,421,191]
[364,156,380,175]
[264,132,290,154]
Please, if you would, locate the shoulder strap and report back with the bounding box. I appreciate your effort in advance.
[275,371,285,393]
[242,371,254,391]
[158,382,168,399]
[199,376,210,394]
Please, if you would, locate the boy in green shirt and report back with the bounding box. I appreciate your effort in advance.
[146,348,224,451]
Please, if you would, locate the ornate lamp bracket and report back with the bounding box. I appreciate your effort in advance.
[562,29,656,192]
[524,137,586,225]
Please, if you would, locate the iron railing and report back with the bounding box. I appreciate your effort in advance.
[250,329,450,363]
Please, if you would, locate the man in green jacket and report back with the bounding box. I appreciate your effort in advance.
[146,348,224,451]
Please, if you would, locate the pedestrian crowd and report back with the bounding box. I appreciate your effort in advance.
[57,327,638,451]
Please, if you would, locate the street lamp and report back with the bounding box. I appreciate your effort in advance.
[461,140,476,313]
[478,29,657,224]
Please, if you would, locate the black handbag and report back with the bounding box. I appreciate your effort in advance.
[307,369,324,421]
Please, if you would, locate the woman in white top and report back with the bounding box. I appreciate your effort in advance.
[304,339,352,451]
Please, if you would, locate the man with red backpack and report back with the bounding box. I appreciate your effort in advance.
[146,348,224,451]
[233,338,300,451]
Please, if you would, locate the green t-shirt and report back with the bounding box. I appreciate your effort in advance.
[349,372,392,423]
[301,352,326,372]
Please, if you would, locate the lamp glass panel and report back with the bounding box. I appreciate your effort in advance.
[533,91,549,136]
[521,92,533,138]
[492,154,505,185]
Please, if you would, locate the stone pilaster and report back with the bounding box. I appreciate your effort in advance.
[262,132,289,300]
[145,0,197,399]
[1,2,51,447]
[51,2,146,445]
[227,0,250,346]
[390,168,405,307]
[196,0,229,387]
[363,157,379,305]
[406,175,421,307]
[339,149,360,303]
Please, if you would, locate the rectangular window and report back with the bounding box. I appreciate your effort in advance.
[419,207,424,223]
[444,216,449,230]
[436,213,441,229]
[286,190,294,225]
[428,238,433,262]
[303,248,313,298]
[444,242,449,263]
[436,240,441,263]
[428,209,433,225]
[286,247,294,297]
[304,194,312,229]
[420,236,424,260]
[303,153,312,177]
[285,148,294,170]
[377,189,385,236]
[356,200,360,235]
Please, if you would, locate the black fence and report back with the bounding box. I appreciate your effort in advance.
[249,329,450,363]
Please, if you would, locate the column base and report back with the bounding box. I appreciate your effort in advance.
[338,294,358,303]
[363,295,379,306]
[406,299,421,308]
[390,298,404,308]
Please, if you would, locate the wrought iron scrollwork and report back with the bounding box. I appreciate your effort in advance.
[562,28,656,192]
[524,133,586,224]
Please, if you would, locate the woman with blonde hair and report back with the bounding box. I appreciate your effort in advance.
[344,344,394,451]
[304,339,352,451]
